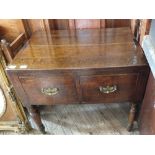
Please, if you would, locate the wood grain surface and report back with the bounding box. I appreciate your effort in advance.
[139,72,155,134]
[7,28,148,70]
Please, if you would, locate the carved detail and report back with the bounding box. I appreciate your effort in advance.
[0,50,30,133]
[0,87,7,118]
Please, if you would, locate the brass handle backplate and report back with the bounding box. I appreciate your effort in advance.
[99,85,117,94]
[41,87,59,96]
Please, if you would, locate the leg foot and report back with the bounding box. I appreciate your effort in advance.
[26,106,46,134]
[127,103,136,132]
[39,124,46,134]
[127,124,133,132]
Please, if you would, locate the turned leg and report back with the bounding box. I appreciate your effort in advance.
[127,102,137,131]
[26,105,46,134]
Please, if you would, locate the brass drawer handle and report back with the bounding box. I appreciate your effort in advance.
[41,87,59,96]
[99,85,117,94]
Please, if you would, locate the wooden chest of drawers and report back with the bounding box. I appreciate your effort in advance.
[9,68,148,106]
[5,28,149,133]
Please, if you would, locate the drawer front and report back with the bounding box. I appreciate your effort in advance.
[80,74,139,103]
[19,75,78,105]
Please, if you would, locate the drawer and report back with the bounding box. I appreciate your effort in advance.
[80,74,139,103]
[18,74,78,105]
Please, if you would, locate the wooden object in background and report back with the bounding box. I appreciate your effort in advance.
[0,19,30,133]
[0,19,30,63]
[105,19,130,28]
[0,19,131,37]
[139,72,155,134]
[130,19,152,45]
[6,28,149,133]
[74,19,101,29]
[1,33,26,63]
[27,19,130,32]
[0,20,27,42]
[49,19,69,30]
[0,48,30,133]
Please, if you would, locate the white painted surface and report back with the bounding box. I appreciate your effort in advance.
[19,65,28,69]
[7,65,16,69]
[142,35,155,79]
[0,87,6,118]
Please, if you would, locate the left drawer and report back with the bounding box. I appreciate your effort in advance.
[18,74,78,105]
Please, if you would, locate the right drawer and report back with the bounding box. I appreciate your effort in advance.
[80,74,139,103]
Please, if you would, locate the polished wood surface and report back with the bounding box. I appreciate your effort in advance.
[6,27,149,133]
[80,74,139,103]
[18,73,78,105]
[7,28,147,70]
[139,72,155,134]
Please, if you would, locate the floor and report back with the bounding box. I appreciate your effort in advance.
[0,102,139,135]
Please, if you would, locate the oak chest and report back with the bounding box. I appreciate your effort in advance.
[6,28,149,133]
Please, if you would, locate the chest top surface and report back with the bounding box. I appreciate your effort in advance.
[7,27,148,70]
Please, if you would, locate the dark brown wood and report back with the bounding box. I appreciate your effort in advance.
[21,19,131,37]
[1,39,13,63]
[49,19,69,30]
[21,19,32,39]
[145,19,152,35]
[127,102,136,131]
[105,19,130,28]
[133,19,141,44]
[74,19,101,29]
[1,33,26,64]
[18,73,78,105]
[10,33,26,55]
[0,19,25,42]
[47,19,130,30]
[131,19,152,45]
[139,72,155,134]
[6,28,147,70]
[26,19,44,33]
[80,74,139,103]
[6,28,149,132]
[22,19,131,37]
[26,105,45,134]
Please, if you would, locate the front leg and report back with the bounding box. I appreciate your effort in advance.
[127,102,137,131]
[26,105,46,134]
